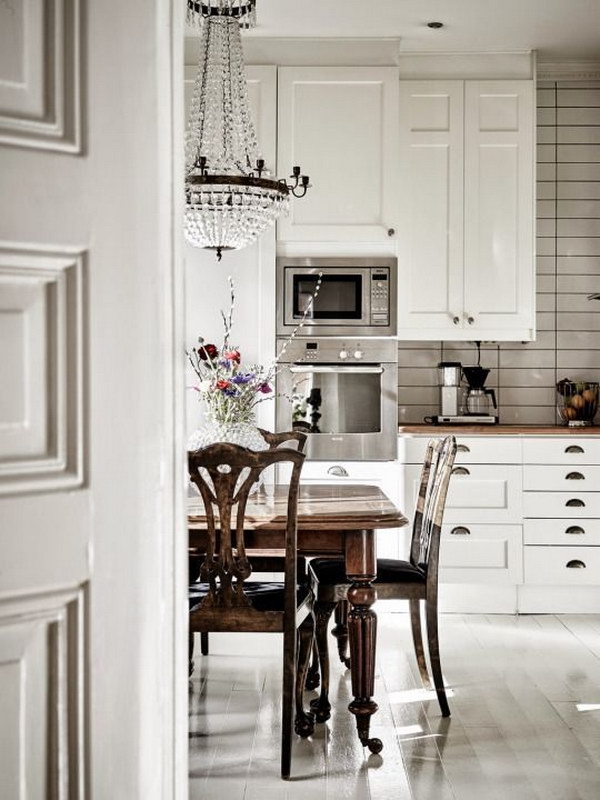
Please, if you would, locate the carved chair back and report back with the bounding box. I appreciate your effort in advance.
[409,436,457,577]
[257,428,307,453]
[188,443,305,626]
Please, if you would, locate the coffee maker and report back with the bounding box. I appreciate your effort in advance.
[428,356,498,425]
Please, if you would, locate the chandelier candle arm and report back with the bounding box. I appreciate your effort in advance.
[184,8,311,259]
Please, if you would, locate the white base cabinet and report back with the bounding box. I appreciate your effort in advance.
[401,433,600,613]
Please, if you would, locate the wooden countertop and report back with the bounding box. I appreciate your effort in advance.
[399,424,600,436]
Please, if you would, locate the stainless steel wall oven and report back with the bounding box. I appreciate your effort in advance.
[276,256,397,338]
[276,338,398,461]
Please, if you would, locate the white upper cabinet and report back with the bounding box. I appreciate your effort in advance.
[397,79,535,341]
[277,67,399,243]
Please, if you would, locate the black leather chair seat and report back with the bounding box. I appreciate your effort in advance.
[309,557,426,586]
[189,581,311,613]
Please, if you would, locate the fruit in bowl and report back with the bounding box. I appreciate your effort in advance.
[556,379,599,426]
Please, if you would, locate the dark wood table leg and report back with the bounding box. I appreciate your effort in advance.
[345,528,382,755]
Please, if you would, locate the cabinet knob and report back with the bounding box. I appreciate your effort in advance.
[565,498,585,507]
[566,559,586,569]
[452,315,460,325]
[566,526,585,535]
[466,315,475,325]
[566,471,585,480]
[450,526,471,536]
[327,465,348,477]
[452,466,470,476]
[565,445,584,454]
[387,228,396,237]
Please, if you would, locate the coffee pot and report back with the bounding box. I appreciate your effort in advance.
[462,366,497,417]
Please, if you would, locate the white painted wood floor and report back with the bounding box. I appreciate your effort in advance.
[189,612,600,799]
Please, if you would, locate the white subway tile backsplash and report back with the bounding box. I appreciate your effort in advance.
[558,238,600,256]
[557,219,600,237]
[557,199,600,218]
[557,293,598,312]
[500,349,555,368]
[396,81,600,427]
[557,163,600,181]
[557,331,600,350]
[557,274,600,294]
[557,107,600,124]
[557,126,600,144]
[557,181,600,200]
[500,406,557,425]
[557,144,600,162]
[557,88,600,106]
[557,255,600,273]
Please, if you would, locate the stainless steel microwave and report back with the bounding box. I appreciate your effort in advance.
[276,257,397,337]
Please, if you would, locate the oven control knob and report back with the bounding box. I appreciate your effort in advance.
[339,349,348,360]
[354,350,363,360]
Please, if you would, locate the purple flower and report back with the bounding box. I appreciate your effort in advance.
[224,387,239,397]
[232,372,255,385]
[258,382,272,394]
[218,359,232,369]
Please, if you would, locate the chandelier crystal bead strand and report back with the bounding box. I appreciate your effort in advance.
[185,0,310,259]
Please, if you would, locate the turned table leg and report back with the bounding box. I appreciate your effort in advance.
[345,528,382,755]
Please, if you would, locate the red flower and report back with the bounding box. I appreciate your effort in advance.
[216,379,230,390]
[199,343,218,360]
[223,349,241,363]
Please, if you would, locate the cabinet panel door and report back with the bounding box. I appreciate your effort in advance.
[440,523,523,584]
[277,67,399,242]
[397,81,464,336]
[463,81,535,337]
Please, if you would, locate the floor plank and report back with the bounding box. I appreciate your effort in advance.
[190,613,600,799]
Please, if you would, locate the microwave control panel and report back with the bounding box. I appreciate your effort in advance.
[370,269,390,325]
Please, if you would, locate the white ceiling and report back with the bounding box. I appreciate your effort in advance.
[188,0,600,60]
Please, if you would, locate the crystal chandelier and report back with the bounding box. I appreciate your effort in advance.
[185,1,310,259]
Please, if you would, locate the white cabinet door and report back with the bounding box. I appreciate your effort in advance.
[277,67,399,243]
[463,81,535,337]
[397,81,464,335]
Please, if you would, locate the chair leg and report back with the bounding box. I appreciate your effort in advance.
[294,615,316,738]
[200,632,209,656]
[309,601,337,723]
[425,594,450,717]
[188,633,195,677]
[409,598,432,690]
[281,628,295,779]
[331,598,351,668]
[305,640,320,690]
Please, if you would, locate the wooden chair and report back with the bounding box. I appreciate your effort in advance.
[190,428,308,657]
[188,442,314,779]
[308,436,457,724]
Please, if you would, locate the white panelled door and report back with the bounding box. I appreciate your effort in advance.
[397,81,464,334]
[463,81,535,332]
[277,67,399,243]
[0,2,184,798]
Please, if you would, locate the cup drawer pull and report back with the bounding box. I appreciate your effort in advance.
[452,466,470,476]
[565,498,585,507]
[565,445,584,454]
[327,465,348,477]
[566,559,586,569]
[566,526,585,535]
[450,526,471,536]
[456,444,470,453]
[566,472,585,480]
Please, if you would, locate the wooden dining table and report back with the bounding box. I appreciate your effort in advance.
[188,482,408,752]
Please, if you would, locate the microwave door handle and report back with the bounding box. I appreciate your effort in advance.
[288,365,385,375]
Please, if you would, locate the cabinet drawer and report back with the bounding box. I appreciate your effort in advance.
[298,460,401,483]
[402,436,521,465]
[523,438,600,465]
[523,464,600,491]
[524,518,600,546]
[439,523,522,584]
[523,491,600,518]
[405,464,522,523]
[524,546,600,585]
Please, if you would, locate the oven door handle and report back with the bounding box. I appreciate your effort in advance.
[289,365,385,374]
